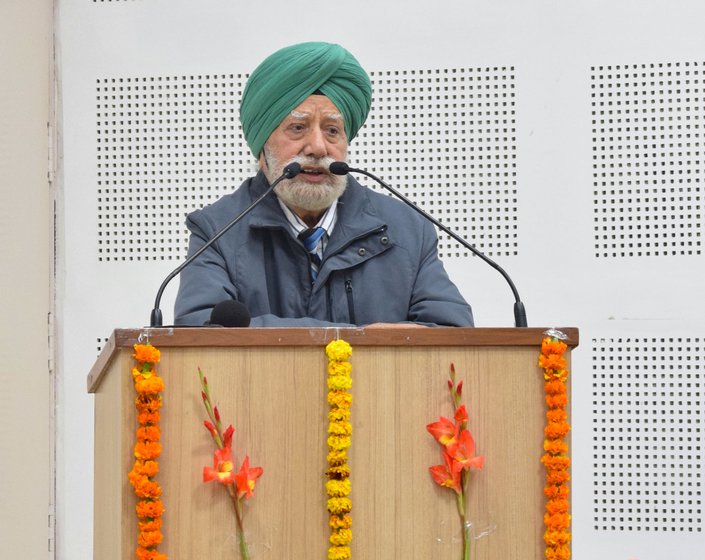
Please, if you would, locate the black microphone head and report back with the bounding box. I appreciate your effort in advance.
[329,161,350,176]
[209,300,251,327]
[283,162,302,178]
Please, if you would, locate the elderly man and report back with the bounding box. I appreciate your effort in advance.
[174,42,473,327]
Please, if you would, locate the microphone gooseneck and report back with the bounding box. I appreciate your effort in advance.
[149,162,302,327]
[330,161,528,327]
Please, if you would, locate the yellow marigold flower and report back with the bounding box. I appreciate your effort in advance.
[328,375,353,391]
[326,340,352,361]
[544,529,571,545]
[327,545,352,560]
[328,408,351,422]
[546,544,571,560]
[329,514,353,529]
[133,343,161,364]
[327,497,352,514]
[328,421,353,436]
[327,450,348,466]
[330,528,353,546]
[328,362,352,377]
[328,391,353,408]
[326,478,352,497]
[327,465,351,479]
[327,435,352,450]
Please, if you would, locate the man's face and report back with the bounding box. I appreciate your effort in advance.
[260,95,349,213]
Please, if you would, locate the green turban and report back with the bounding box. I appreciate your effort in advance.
[240,42,372,157]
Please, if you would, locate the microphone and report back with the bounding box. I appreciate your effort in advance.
[329,161,528,327]
[208,300,251,327]
[149,162,302,327]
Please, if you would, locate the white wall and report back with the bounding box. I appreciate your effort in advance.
[0,0,53,558]
[56,1,705,558]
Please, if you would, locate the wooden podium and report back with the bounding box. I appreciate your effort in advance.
[88,327,578,559]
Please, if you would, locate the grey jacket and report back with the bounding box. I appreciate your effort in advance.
[174,171,474,327]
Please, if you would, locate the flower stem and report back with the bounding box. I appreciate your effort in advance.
[457,471,471,560]
[227,486,249,560]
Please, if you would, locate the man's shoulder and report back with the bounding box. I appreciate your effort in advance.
[344,177,426,225]
[187,174,262,225]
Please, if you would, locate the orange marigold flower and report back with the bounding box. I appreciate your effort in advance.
[545,394,568,408]
[544,512,571,530]
[133,344,161,364]
[541,454,571,471]
[137,426,161,442]
[545,544,571,560]
[137,529,163,548]
[135,377,165,396]
[546,470,571,485]
[138,518,162,532]
[138,411,161,425]
[544,421,570,439]
[538,353,567,372]
[544,484,570,499]
[541,338,567,356]
[136,500,164,519]
[135,441,162,461]
[136,396,162,413]
[546,409,567,423]
[546,498,570,514]
[544,529,571,545]
[544,380,567,396]
[136,546,168,560]
[134,479,162,499]
[544,439,569,455]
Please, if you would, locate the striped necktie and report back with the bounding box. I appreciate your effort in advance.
[299,227,325,280]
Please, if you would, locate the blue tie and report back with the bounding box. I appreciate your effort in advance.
[299,227,325,280]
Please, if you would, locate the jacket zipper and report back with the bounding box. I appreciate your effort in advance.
[344,277,356,324]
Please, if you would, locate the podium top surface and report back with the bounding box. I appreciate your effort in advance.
[88,326,578,393]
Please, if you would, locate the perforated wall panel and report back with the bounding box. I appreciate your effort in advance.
[592,337,703,532]
[96,67,517,262]
[591,62,704,258]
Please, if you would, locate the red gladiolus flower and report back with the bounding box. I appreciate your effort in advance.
[447,429,485,471]
[454,404,468,424]
[235,455,263,499]
[223,425,235,448]
[426,416,458,447]
[429,451,463,494]
[203,447,236,485]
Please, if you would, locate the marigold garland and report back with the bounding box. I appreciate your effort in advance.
[539,333,572,560]
[325,340,353,560]
[129,343,167,560]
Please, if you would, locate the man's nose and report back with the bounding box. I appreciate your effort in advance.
[303,127,327,159]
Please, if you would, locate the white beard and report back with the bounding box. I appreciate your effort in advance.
[263,152,348,212]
